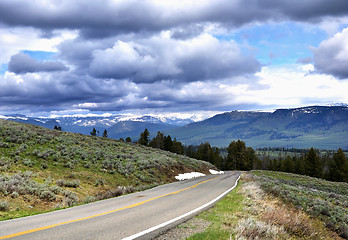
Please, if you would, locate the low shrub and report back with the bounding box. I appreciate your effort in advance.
[41,163,48,169]
[56,179,80,188]
[0,201,9,211]
[49,185,62,194]
[95,178,105,187]
[11,191,19,199]
[23,159,34,167]
[63,190,79,207]
[39,190,56,201]
[95,186,134,201]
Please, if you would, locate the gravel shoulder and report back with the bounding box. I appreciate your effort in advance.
[155,217,211,240]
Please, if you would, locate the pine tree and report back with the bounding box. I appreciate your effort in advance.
[164,135,173,152]
[281,156,294,173]
[225,140,256,171]
[54,125,62,131]
[138,129,150,146]
[149,131,164,149]
[185,145,196,158]
[329,148,348,182]
[213,147,223,168]
[294,155,305,174]
[125,137,132,143]
[304,148,322,177]
[102,129,108,138]
[172,138,184,154]
[90,128,97,136]
[245,147,257,170]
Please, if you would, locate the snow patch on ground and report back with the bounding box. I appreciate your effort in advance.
[209,169,224,175]
[175,172,206,181]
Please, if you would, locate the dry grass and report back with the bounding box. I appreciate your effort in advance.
[234,217,287,239]
[232,173,343,240]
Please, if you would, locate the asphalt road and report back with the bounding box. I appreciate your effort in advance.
[0,171,241,240]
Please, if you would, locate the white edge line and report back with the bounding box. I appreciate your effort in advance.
[123,174,241,240]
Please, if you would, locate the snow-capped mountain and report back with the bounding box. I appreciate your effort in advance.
[0,113,205,136]
[53,113,201,128]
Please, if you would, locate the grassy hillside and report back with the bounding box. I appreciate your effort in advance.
[163,171,347,239]
[253,171,348,239]
[0,119,214,220]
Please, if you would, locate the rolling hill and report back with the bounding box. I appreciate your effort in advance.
[0,119,215,220]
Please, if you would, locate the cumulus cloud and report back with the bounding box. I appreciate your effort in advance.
[89,34,261,83]
[89,40,170,82]
[8,52,69,74]
[312,27,348,79]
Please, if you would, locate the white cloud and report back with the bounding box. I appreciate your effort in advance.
[312,27,348,79]
[253,65,348,107]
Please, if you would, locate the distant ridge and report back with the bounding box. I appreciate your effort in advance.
[166,106,348,149]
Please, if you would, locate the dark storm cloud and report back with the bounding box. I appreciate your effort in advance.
[0,71,132,111]
[0,0,167,37]
[0,0,347,38]
[171,25,205,40]
[260,0,348,21]
[312,27,348,79]
[8,52,69,74]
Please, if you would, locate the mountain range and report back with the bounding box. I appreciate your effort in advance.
[0,113,196,138]
[166,106,348,149]
[1,105,347,149]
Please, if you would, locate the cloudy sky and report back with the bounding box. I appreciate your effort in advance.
[0,0,348,117]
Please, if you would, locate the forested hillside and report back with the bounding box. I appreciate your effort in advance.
[166,106,348,149]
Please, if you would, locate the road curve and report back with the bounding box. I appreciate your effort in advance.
[0,171,240,240]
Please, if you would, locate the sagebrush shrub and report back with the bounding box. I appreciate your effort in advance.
[39,190,56,201]
[0,201,9,211]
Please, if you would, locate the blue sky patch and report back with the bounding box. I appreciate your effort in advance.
[0,64,8,74]
[216,22,327,66]
[21,50,57,61]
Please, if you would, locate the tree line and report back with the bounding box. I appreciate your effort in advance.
[81,127,348,183]
[258,147,348,182]
[130,129,348,183]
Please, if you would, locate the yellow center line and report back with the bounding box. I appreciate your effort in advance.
[0,176,219,239]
